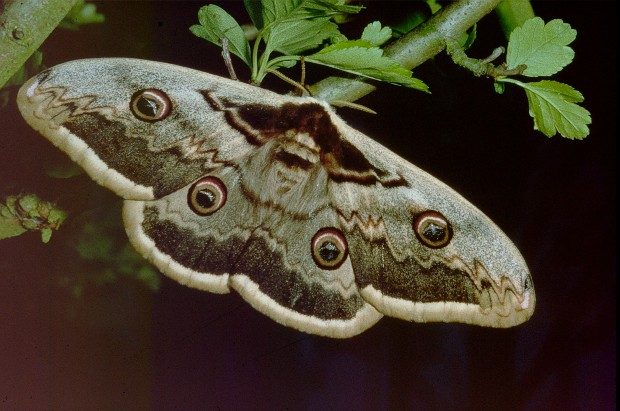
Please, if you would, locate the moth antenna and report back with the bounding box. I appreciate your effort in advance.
[300,56,306,89]
[267,68,309,96]
[330,100,377,114]
[220,38,238,81]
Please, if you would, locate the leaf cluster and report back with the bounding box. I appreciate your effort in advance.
[0,194,67,243]
[190,0,428,91]
[497,17,590,139]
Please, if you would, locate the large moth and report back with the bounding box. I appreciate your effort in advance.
[17,58,534,338]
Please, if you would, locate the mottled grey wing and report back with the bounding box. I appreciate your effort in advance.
[122,147,381,338]
[325,113,535,327]
[16,58,289,200]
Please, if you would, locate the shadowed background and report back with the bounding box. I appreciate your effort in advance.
[0,1,615,409]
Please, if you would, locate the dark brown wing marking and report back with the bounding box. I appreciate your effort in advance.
[200,90,408,188]
[62,113,213,197]
[142,205,243,274]
[349,237,480,304]
[273,150,314,170]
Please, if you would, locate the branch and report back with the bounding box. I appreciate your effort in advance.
[0,0,79,88]
[309,0,503,102]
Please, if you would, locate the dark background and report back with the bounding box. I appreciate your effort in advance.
[0,1,615,409]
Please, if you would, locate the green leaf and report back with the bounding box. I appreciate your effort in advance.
[506,17,576,77]
[306,0,363,15]
[389,2,431,38]
[260,0,361,25]
[250,0,362,82]
[48,208,68,226]
[37,201,52,219]
[266,18,339,55]
[330,33,348,44]
[501,79,590,139]
[425,0,442,14]
[460,24,477,50]
[6,197,17,214]
[307,41,429,91]
[361,21,392,47]
[244,0,265,29]
[41,227,53,243]
[260,0,301,25]
[313,39,373,52]
[18,195,38,213]
[0,214,27,240]
[268,59,298,72]
[260,0,361,55]
[21,219,39,230]
[0,204,12,218]
[190,5,252,66]
[60,1,105,30]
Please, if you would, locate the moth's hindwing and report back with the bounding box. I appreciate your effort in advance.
[18,58,535,338]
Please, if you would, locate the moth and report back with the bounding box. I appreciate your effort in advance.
[17,58,535,338]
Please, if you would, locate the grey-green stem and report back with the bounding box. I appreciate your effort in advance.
[447,40,526,78]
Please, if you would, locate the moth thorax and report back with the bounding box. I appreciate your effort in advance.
[277,133,320,168]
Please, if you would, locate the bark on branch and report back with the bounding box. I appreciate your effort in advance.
[0,0,78,87]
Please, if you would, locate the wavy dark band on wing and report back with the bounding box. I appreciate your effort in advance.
[350,239,480,304]
[62,113,212,197]
[142,206,241,274]
[232,235,366,320]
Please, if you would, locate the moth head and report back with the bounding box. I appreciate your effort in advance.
[130,89,172,122]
